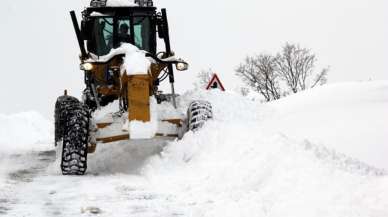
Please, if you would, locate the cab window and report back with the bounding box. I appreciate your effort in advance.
[87,16,154,56]
[117,17,152,52]
[87,17,113,56]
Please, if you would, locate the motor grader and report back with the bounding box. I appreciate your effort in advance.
[54,0,212,175]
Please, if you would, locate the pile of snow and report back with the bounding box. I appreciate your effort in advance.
[121,43,151,75]
[88,43,151,75]
[92,100,121,123]
[267,81,388,170]
[0,111,52,153]
[141,81,388,217]
[156,100,185,120]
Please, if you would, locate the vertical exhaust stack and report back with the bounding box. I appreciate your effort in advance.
[70,11,87,59]
[161,8,177,108]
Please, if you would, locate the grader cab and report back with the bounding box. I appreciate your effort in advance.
[54,0,213,175]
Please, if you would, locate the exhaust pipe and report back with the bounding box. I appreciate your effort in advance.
[161,9,177,108]
[70,11,87,58]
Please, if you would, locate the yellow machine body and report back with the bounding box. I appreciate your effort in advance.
[84,58,182,153]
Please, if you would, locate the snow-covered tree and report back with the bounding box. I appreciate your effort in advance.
[194,68,214,89]
[236,43,329,101]
[275,43,329,93]
[236,54,281,102]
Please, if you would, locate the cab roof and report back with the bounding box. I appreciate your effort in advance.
[89,0,154,8]
[84,6,157,17]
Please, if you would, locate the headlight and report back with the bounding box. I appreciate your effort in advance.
[80,63,93,71]
[176,62,188,71]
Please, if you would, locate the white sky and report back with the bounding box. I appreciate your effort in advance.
[0,0,387,118]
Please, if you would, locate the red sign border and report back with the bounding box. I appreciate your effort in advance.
[206,73,225,91]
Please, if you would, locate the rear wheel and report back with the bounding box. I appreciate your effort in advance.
[187,100,213,131]
[55,95,90,175]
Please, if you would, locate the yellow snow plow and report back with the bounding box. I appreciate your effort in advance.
[54,0,212,175]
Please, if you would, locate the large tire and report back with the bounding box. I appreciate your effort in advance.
[187,100,213,131]
[55,95,90,175]
[54,95,79,145]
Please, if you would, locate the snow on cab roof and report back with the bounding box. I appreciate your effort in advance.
[89,0,154,7]
[106,0,138,7]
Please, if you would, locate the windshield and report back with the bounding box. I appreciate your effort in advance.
[87,17,114,56]
[87,16,154,56]
[118,17,153,52]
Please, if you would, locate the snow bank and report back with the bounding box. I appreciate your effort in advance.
[146,125,388,217]
[0,111,52,153]
[267,81,388,170]
[142,82,388,217]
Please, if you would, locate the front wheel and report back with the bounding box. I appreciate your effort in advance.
[187,100,213,131]
[54,95,79,145]
[55,95,90,175]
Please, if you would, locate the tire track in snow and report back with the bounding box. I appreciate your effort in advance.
[0,150,56,216]
[3,141,191,217]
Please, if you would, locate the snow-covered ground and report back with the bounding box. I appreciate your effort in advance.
[0,81,387,216]
[267,81,388,170]
[0,112,52,153]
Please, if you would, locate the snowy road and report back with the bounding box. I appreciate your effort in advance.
[0,151,43,213]
[0,142,190,217]
[0,150,56,215]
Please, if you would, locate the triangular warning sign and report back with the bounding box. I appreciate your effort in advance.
[206,73,225,91]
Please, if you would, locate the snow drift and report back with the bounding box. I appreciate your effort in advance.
[142,81,388,217]
[0,111,52,153]
[267,81,388,170]
[0,111,52,197]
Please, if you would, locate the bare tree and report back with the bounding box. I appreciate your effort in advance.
[275,43,328,93]
[236,43,329,101]
[195,68,214,89]
[239,87,250,97]
[236,54,281,101]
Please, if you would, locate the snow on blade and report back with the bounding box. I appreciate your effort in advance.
[128,97,158,139]
[92,100,120,123]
